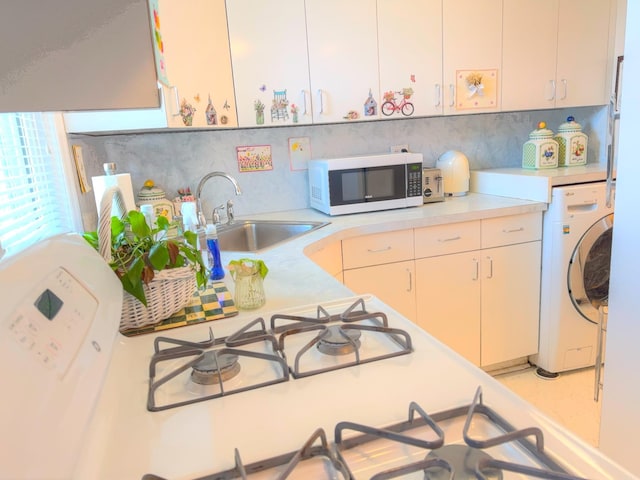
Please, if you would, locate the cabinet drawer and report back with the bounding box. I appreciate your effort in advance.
[342,230,413,269]
[481,212,542,248]
[414,221,480,258]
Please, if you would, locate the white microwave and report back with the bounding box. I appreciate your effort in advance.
[308,152,424,216]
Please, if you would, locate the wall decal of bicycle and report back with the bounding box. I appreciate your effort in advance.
[381,88,415,116]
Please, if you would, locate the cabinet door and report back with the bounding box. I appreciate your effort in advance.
[377,0,443,117]
[556,0,612,107]
[344,261,416,321]
[306,0,380,123]
[227,0,312,127]
[442,0,502,115]
[1,0,158,112]
[415,252,481,365]
[502,0,559,111]
[64,0,236,132]
[480,241,541,367]
[159,0,236,128]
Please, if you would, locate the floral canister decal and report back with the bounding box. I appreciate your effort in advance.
[522,122,559,169]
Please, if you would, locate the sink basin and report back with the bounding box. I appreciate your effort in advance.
[216,220,330,252]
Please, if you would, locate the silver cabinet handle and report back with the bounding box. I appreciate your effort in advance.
[485,256,493,279]
[472,258,479,281]
[560,79,568,100]
[406,269,412,292]
[301,90,308,116]
[437,235,461,243]
[434,84,441,107]
[317,89,324,114]
[367,246,392,253]
[547,79,556,101]
[449,84,455,107]
[502,227,524,233]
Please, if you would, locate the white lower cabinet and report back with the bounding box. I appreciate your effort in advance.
[320,213,542,368]
[342,229,416,321]
[415,251,481,364]
[415,213,542,367]
[480,241,541,366]
[343,261,416,322]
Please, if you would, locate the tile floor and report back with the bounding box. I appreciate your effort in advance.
[494,365,601,447]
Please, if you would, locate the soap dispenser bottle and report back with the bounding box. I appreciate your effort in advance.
[205,223,225,281]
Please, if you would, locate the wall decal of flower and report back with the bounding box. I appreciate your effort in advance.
[179,99,196,126]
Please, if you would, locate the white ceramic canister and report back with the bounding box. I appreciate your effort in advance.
[522,121,559,169]
[555,116,588,167]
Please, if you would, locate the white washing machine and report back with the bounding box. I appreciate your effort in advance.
[530,181,614,376]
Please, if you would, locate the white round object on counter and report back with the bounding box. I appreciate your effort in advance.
[436,150,470,196]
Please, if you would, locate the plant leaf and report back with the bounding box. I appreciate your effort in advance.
[128,210,150,238]
[149,242,169,270]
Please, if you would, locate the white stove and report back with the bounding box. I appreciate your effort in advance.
[1,234,636,480]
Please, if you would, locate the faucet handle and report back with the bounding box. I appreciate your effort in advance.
[212,204,224,225]
[226,200,235,224]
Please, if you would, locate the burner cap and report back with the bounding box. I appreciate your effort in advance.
[424,445,502,480]
[317,325,361,356]
[191,351,241,385]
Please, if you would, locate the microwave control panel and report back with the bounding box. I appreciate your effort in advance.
[407,162,423,197]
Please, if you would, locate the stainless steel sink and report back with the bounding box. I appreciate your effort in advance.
[216,220,330,252]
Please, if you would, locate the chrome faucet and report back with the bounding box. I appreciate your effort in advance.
[196,171,242,227]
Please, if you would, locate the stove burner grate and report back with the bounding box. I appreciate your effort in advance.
[273,297,413,378]
[146,319,289,412]
[334,386,589,480]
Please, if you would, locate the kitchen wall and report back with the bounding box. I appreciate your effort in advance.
[69,105,606,230]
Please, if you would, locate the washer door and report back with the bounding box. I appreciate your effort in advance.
[567,213,614,324]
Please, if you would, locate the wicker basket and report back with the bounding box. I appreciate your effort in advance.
[98,186,198,331]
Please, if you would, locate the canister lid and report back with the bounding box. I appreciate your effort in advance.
[529,121,555,139]
[558,115,583,133]
[138,179,166,201]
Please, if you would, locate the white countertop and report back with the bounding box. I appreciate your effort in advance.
[470,163,608,202]
[218,192,547,313]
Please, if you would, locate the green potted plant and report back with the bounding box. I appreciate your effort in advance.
[83,210,207,329]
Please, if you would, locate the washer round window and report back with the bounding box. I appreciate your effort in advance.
[567,213,613,324]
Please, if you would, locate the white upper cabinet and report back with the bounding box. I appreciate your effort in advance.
[306,0,380,123]
[64,0,236,133]
[227,0,312,127]
[442,0,503,115]
[377,0,443,118]
[0,0,159,113]
[158,0,236,129]
[502,0,612,111]
[556,0,612,107]
[502,0,559,111]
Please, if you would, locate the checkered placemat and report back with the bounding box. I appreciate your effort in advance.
[121,281,238,337]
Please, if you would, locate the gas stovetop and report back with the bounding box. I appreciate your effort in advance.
[4,235,634,480]
[143,386,590,480]
[147,298,413,411]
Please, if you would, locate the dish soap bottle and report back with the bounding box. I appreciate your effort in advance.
[205,224,225,281]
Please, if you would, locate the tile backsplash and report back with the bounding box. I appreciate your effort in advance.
[70,106,606,230]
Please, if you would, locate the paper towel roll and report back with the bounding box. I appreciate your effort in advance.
[92,173,137,214]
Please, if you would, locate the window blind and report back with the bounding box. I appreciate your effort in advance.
[0,112,75,258]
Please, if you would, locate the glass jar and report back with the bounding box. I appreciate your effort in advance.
[230,262,266,310]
